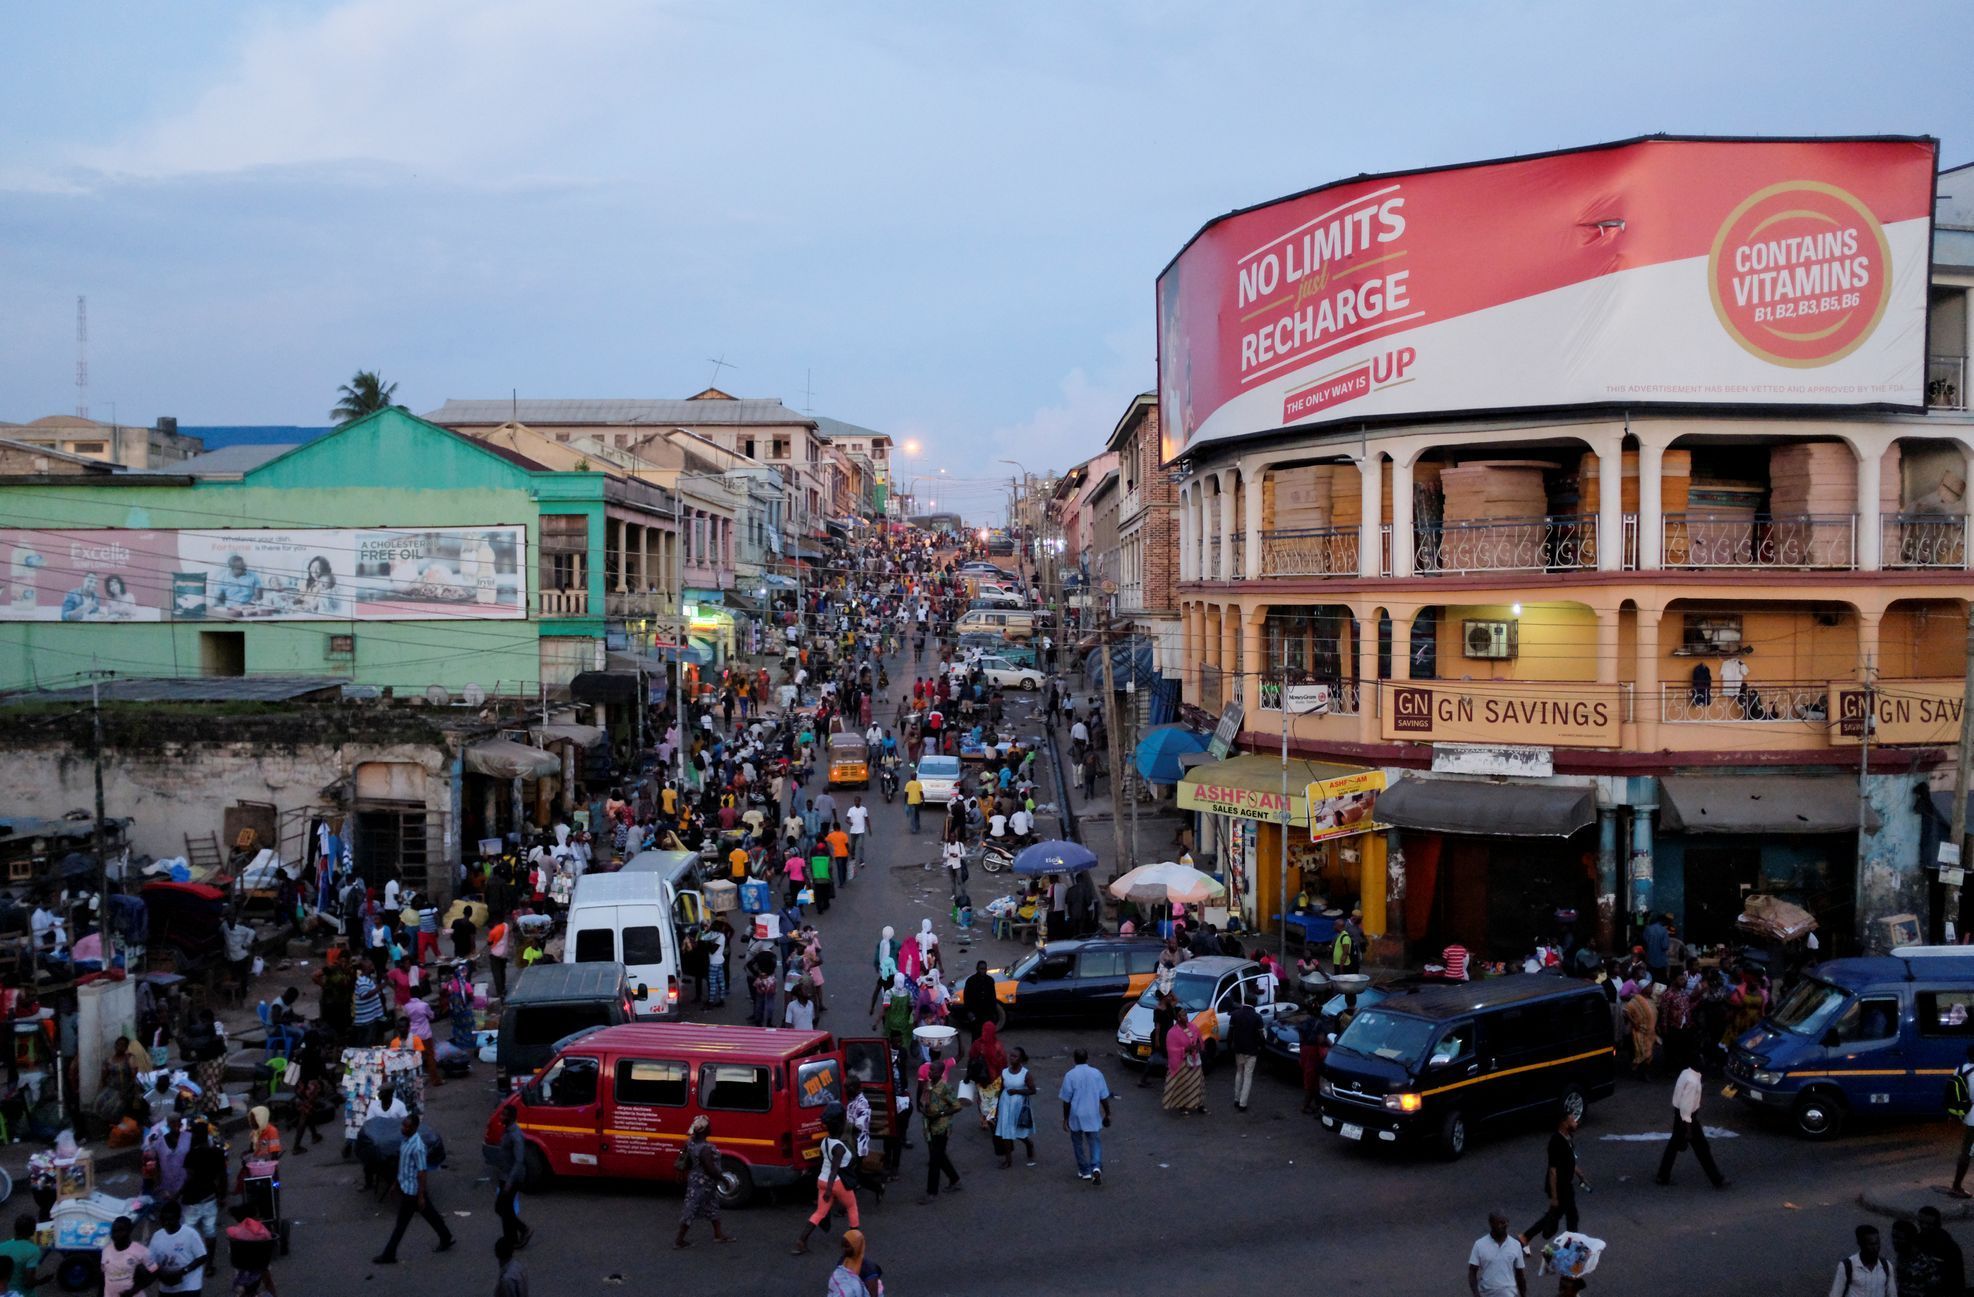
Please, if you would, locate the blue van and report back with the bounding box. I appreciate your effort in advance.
[1725,951,1974,1138]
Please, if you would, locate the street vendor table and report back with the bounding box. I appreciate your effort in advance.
[1273,912,1339,951]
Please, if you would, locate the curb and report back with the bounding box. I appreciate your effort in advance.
[1858,1182,1974,1222]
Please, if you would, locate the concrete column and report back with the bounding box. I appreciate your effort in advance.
[1354,602,1380,745]
[1220,605,1240,707]
[1217,471,1238,580]
[1633,605,1662,753]
[1596,442,1624,572]
[1240,604,1264,718]
[638,525,651,591]
[1627,799,1657,925]
[1595,605,1620,685]
[1390,454,1415,579]
[1178,489,1193,582]
[1857,608,1883,681]
[1384,827,1407,961]
[1637,441,1664,570]
[1394,607,1415,682]
[1856,440,1883,571]
[1596,806,1619,952]
[1357,455,1382,579]
[1243,468,1265,582]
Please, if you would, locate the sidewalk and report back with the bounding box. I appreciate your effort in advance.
[1859,1174,1974,1222]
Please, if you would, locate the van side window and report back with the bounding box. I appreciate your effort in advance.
[535,1055,599,1108]
[1487,1003,1557,1058]
[1571,994,1610,1044]
[572,929,615,963]
[1128,949,1162,976]
[1833,996,1899,1045]
[616,1059,688,1106]
[1077,951,1124,979]
[796,1058,843,1109]
[1920,991,1974,1037]
[1428,1024,1473,1068]
[700,1063,772,1112]
[622,925,667,967]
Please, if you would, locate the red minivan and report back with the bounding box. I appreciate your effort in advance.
[484,1023,899,1207]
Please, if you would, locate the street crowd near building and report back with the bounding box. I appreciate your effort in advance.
[6,134,1974,1297]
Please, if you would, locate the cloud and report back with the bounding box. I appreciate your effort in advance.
[84,0,669,180]
[976,322,1151,482]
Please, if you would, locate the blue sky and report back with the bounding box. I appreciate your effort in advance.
[3,0,1971,515]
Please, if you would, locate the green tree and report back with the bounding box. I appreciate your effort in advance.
[331,370,399,423]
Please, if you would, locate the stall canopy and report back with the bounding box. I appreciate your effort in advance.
[1135,724,1209,785]
[1377,778,1597,838]
[463,738,563,780]
[1660,775,1872,834]
[570,670,640,705]
[1175,753,1366,822]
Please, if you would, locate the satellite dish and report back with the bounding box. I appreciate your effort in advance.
[463,682,486,707]
[424,684,452,706]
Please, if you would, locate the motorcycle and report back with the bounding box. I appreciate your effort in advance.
[979,841,1015,874]
[879,765,899,803]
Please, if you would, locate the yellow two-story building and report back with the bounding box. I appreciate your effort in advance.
[1162,136,1972,960]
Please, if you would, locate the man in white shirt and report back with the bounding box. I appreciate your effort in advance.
[1466,1211,1525,1297]
[1009,807,1032,841]
[149,1200,209,1297]
[987,811,1008,840]
[844,799,871,868]
[1829,1225,1896,1297]
[1655,1057,1727,1188]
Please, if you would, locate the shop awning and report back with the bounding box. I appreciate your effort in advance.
[570,670,640,705]
[724,588,763,614]
[1660,775,1872,835]
[1377,778,1597,838]
[462,738,562,780]
[530,723,606,748]
[1175,753,1365,823]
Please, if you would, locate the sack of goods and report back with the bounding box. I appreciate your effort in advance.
[1541,1232,1606,1278]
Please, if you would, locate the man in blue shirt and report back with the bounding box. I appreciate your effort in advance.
[212,555,263,613]
[373,1113,455,1264]
[1058,1047,1113,1187]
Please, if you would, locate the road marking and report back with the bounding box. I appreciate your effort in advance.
[1598,1127,1740,1141]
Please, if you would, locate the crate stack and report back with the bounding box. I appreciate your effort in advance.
[1437,462,1547,568]
[1768,443,1856,563]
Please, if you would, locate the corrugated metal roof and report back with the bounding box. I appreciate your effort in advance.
[175,425,334,449]
[810,415,891,444]
[175,444,297,476]
[2,676,346,704]
[428,399,814,427]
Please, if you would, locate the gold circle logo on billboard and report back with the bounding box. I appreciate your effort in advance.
[1708,180,1892,368]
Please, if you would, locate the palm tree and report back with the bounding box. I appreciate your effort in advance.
[331,371,399,423]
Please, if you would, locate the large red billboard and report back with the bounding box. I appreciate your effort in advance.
[1156,136,1937,460]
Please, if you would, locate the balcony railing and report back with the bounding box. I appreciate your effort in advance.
[605,590,670,617]
[1207,537,1223,579]
[1659,680,1829,725]
[540,587,589,616]
[1882,514,1969,569]
[1663,513,1856,569]
[1257,676,1361,716]
[1930,354,1966,410]
[1415,514,1597,574]
[1260,526,1360,577]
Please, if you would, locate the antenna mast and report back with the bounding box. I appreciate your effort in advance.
[74,296,89,419]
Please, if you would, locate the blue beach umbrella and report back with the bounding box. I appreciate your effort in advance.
[1011,839,1098,877]
[1134,724,1207,785]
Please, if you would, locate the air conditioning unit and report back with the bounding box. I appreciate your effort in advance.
[1463,619,1519,660]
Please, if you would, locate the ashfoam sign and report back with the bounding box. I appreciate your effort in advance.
[1157,136,1936,459]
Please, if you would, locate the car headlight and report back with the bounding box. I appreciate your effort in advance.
[1318,1078,1336,1098]
[1283,1039,1300,1054]
[1383,1092,1422,1113]
[1751,1069,1785,1087]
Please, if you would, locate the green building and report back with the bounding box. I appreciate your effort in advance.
[0,408,672,700]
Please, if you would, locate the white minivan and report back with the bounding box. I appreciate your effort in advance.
[566,873,685,1019]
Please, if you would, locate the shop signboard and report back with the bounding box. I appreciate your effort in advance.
[1828,678,1964,746]
[0,526,526,621]
[1206,699,1245,759]
[1306,770,1385,842]
[1177,775,1299,823]
[1157,136,1935,460]
[1380,680,1621,748]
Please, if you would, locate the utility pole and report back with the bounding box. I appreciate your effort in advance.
[1946,608,1974,941]
[1101,605,1128,881]
[89,671,111,964]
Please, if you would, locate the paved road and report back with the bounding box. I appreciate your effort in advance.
[252,660,1968,1296]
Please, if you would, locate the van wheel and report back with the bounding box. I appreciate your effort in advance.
[1559,1084,1587,1124]
[1437,1109,1468,1160]
[522,1146,551,1193]
[714,1157,755,1208]
[1794,1088,1846,1140]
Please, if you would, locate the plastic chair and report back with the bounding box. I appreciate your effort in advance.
[256,1002,298,1060]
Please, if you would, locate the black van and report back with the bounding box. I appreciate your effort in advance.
[497,961,642,1091]
[1317,974,1614,1159]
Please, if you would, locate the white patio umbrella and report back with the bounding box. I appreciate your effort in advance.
[1108,861,1226,906]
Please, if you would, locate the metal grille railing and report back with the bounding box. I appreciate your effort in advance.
[1257,676,1361,716]
[1259,526,1361,577]
[1415,514,1597,574]
[1881,514,1968,569]
[1663,513,1856,569]
[1659,681,1830,724]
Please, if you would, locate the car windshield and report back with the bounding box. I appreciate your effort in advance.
[1771,978,1850,1037]
[1335,1009,1439,1064]
[1144,972,1217,1013]
[1007,951,1042,980]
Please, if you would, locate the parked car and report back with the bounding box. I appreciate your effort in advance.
[1318,974,1615,1159]
[497,961,643,1092]
[993,937,1165,1023]
[974,655,1044,691]
[914,754,964,804]
[1726,950,1974,1138]
[1116,956,1294,1065]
